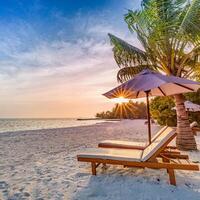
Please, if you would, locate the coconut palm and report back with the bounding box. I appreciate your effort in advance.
[108,0,200,150]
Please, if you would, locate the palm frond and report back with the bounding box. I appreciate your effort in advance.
[179,0,200,42]
[117,65,156,83]
[109,0,200,82]
[124,0,188,73]
[177,45,200,76]
[108,33,149,68]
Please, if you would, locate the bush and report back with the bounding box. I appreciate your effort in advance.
[150,89,200,127]
[150,96,177,126]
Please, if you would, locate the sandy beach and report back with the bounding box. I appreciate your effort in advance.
[0,120,200,200]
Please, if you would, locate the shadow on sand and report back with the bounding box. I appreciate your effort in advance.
[72,167,200,200]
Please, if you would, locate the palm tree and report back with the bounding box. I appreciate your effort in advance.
[108,0,200,150]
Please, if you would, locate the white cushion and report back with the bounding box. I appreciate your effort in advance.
[78,148,143,162]
[78,127,175,163]
[141,127,176,162]
[99,140,147,149]
[98,126,168,149]
[151,126,168,141]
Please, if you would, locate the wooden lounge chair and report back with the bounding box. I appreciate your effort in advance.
[77,127,199,185]
[98,126,176,150]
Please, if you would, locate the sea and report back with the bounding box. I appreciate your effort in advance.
[0,118,106,133]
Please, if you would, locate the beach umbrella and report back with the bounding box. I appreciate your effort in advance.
[172,100,200,112]
[103,69,200,144]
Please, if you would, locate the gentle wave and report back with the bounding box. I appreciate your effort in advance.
[0,118,106,133]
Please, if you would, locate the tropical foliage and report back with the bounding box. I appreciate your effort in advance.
[150,96,176,126]
[96,101,147,119]
[108,0,200,150]
[150,89,200,127]
[109,0,200,81]
[185,88,200,104]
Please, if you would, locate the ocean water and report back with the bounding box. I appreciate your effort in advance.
[0,118,106,133]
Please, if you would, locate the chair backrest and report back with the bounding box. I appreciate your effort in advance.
[141,127,176,162]
[151,126,168,141]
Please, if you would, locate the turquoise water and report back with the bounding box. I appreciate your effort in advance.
[0,118,105,133]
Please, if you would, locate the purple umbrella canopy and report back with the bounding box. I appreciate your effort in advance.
[103,69,200,144]
[103,69,200,99]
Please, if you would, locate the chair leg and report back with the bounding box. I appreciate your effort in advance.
[91,162,97,175]
[162,157,169,173]
[168,169,176,186]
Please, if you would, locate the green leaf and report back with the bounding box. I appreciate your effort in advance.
[108,33,149,67]
[116,65,156,83]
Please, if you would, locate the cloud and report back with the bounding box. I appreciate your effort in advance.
[0,5,139,117]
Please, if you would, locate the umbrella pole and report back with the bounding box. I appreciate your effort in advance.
[145,90,151,144]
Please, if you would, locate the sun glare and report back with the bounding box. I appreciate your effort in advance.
[112,97,129,105]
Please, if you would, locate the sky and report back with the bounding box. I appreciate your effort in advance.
[0,0,142,118]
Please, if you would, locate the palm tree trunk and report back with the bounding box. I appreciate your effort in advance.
[174,94,197,150]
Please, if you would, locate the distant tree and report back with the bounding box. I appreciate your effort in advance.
[96,111,107,119]
[95,101,147,119]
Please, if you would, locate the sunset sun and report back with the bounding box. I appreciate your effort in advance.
[112,96,129,104]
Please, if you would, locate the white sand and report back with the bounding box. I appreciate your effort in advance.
[0,119,199,200]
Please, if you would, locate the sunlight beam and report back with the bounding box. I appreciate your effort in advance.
[112,96,129,105]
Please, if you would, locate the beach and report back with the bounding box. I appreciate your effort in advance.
[0,119,200,200]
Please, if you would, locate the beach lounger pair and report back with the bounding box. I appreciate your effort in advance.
[77,127,199,185]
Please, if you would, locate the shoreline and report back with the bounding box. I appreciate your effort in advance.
[0,119,148,136]
[77,118,121,121]
[0,121,117,137]
[0,118,113,134]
